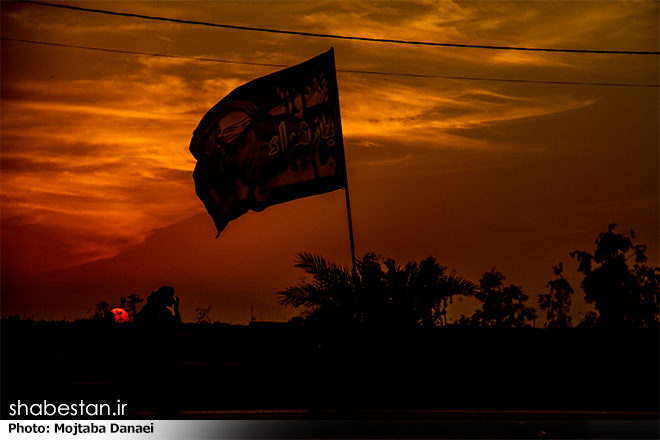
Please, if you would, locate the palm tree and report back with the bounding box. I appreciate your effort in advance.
[279,252,478,412]
[278,252,357,316]
[383,255,478,327]
[278,252,477,331]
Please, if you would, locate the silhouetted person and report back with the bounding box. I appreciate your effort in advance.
[134,286,181,328]
[133,286,181,418]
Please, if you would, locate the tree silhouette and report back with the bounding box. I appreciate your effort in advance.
[570,223,659,329]
[576,311,598,329]
[120,293,144,319]
[466,269,537,327]
[277,252,477,332]
[278,252,478,413]
[381,256,478,328]
[87,301,114,322]
[539,262,573,328]
[278,252,358,336]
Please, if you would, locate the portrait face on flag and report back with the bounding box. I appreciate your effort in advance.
[190,49,347,236]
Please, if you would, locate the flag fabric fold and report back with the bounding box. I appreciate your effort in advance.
[190,48,347,236]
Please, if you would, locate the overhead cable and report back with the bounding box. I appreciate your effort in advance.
[1,37,288,69]
[3,37,658,88]
[23,1,660,55]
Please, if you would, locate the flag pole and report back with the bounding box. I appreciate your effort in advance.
[344,184,357,273]
[329,47,357,273]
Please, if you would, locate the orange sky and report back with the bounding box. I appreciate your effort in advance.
[2,1,658,324]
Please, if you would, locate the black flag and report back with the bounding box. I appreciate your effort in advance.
[190,49,347,236]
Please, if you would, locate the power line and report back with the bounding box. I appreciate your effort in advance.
[23,0,660,56]
[1,37,288,69]
[341,68,660,88]
[3,37,658,88]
